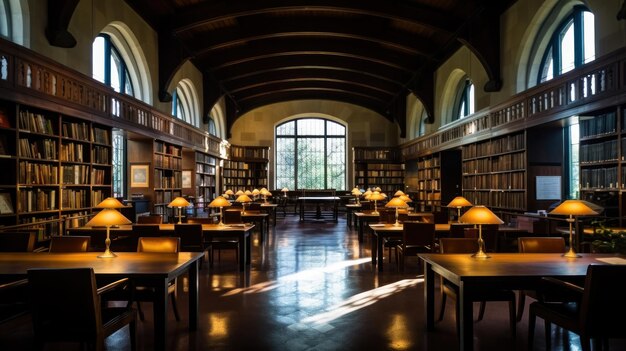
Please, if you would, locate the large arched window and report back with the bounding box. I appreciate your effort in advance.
[92,34,134,96]
[538,6,594,84]
[454,78,475,121]
[0,0,11,39]
[275,118,346,190]
[171,79,200,127]
[207,116,217,136]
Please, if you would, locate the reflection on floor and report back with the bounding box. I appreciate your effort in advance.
[1,214,623,350]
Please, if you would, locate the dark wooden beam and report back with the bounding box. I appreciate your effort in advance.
[45,0,79,48]
[157,31,190,102]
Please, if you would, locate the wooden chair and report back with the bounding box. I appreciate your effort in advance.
[0,278,29,325]
[134,236,181,321]
[136,214,163,224]
[529,264,626,351]
[223,209,243,224]
[174,224,208,268]
[448,223,473,238]
[27,267,136,351]
[516,236,566,321]
[187,217,214,224]
[0,231,36,252]
[48,236,91,252]
[437,237,517,339]
[396,221,436,271]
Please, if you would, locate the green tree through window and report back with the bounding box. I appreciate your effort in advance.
[276,118,346,190]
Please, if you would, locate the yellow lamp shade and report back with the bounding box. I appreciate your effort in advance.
[245,190,253,196]
[549,200,598,216]
[459,205,503,225]
[85,208,131,227]
[367,191,385,201]
[225,189,234,196]
[447,196,473,208]
[235,190,244,196]
[385,197,408,208]
[351,188,362,195]
[252,189,260,195]
[95,197,127,209]
[399,194,412,202]
[281,187,289,192]
[168,197,190,208]
[235,194,253,203]
[208,196,231,208]
[394,190,405,197]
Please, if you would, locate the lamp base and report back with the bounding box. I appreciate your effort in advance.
[562,249,581,258]
[97,249,117,258]
[471,250,490,259]
[393,220,401,227]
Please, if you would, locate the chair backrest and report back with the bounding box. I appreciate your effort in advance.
[0,231,36,252]
[132,224,161,237]
[49,236,91,252]
[27,268,101,340]
[449,223,474,238]
[403,221,436,248]
[67,229,107,251]
[187,217,214,224]
[580,264,626,337]
[136,214,163,224]
[518,236,566,253]
[247,202,261,211]
[439,237,479,253]
[223,209,243,224]
[137,236,180,253]
[174,224,204,251]
[379,209,395,224]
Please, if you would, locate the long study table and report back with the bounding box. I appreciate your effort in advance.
[419,253,625,351]
[68,223,255,271]
[0,251,204,351]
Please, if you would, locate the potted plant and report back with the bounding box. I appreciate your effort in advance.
[589,223,626,254]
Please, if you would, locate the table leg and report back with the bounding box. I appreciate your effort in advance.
[152,279,169,351]
[371,228,377,266]
[245,231,251,265]
[188,258,199,330]
[377,231,384,272]
[424,260,435,330]
[359,218,365,243]
[459,284,474,351]
[239,232,246,271]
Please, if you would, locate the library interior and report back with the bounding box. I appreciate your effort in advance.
[2,1,626,351]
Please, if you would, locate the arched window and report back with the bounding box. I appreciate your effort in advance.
[275,118,346,190]
[0,0,11,39]
[416,110,428,138]
[538,6,594,84]
[454,78,474,121]
[171,79,200,127]
[207,116,217,136]
[92,34,134,96]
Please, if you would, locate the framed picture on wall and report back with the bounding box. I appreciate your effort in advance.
[182,170,192,188]
[130,164,150,188]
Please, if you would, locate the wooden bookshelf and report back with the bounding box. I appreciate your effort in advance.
[152,140,182,221]
[194,151,217,212]
[0,100,112,242]
[579,108,623,217]
[410,150,462,212]
[222,145,269,192]
[353,147,405,195]
[462,131,527,211]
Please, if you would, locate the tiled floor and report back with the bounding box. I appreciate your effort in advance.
[0,213,619,350]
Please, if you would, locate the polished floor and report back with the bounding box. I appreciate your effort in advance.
[0,213,617,350]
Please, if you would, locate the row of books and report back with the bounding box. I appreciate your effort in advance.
[416,168,440,179]
[19,161,58,184]
[18,188,56,212]
[463,190,526,210]
[154,190,182,206]
[195,152,217,165]
[153,170,182,189]
[18,110,55,135]
[19,138,57,160]
[580,167,619,189]
[195,174,216,187]
[462,152,526,174]
[366,163,404,171]
[92,127,110,145]
[416,156,440,169]
[61,121,90,140]
[61,165,90,184]
[60,142,85,163]
[580,139,619,163]
[154,154,182,169]
[60,189,88,209]
[230,146,268,159]
[91,146,110,164]
[418,179,439,191]
[462,132,525,159]
[154,141,182,156]
[463,172,526,190]
[353,148,401,161]
[91,169,107,185]
[356,170,404,177]
[579,112,617,138]
[196,163,216,174]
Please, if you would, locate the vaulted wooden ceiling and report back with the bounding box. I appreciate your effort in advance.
[49,0,517,136]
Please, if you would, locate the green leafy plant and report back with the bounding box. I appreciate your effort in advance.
[590,223,626,254]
